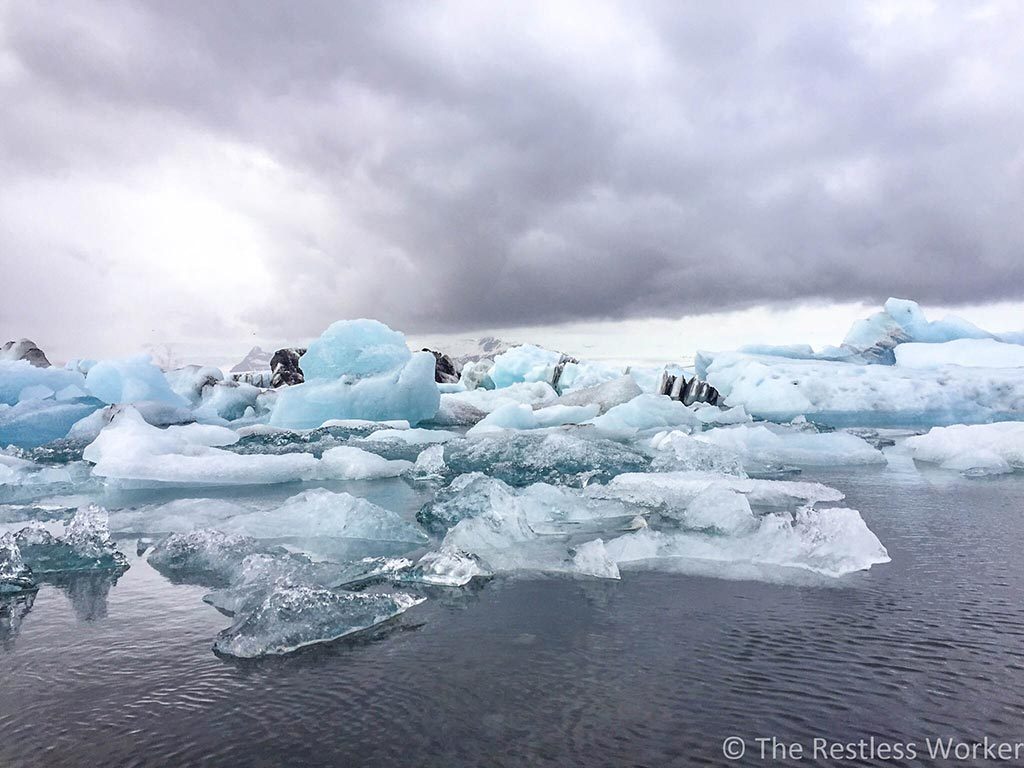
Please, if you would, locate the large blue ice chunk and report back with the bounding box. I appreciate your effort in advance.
[85,355,189,407]
[270,320,439,428]
[0,361,86,406]
[300,319,412,379]
[488,345,563,389]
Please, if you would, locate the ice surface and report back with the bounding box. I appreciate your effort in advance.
[441,381,558,415]
[680,487,757,534]
[213,585,425,658]
[702,352,1024,427]
[0,399,101,448]
[0,533,34,593]
[904,422,1024,474]
[412,443,447,478]
[14,506,129,574]
[269,320,440,428]
[219,488,427,543]
[318,446,413,479]
[488,344,564,389]
[466,402,599,435]
[694,425,885,467]
[894,339,1024,369]
[85,355,189,407]
[589,394,702,434]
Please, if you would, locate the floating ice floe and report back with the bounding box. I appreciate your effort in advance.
[589,393,703,434]
[83,407,411,486]
[466,402,599,435]
[213,585,425,658]
[403,548,490,586]
[269,320,440,428]
[693,424,886,467]
[904,422,1024,475]
[148,529,272,586]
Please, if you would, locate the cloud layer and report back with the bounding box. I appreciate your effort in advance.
[3,1,1023,356]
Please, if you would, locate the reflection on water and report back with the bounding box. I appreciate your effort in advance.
[40,570,123,622]
[0,591,35,651]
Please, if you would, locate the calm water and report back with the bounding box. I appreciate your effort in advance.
[3,467,1024,767]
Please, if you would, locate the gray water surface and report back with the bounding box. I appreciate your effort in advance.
[3,468,1024,767]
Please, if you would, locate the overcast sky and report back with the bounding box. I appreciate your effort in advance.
[2,1,1023,364]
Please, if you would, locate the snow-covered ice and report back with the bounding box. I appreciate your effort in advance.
[904,422,1024,474]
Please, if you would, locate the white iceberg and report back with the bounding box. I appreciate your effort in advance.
[85,355,189,407]
[904,422,1024,474]
[694,424,885,467]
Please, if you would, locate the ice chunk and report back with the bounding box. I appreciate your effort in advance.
[693,404,751,425]
[0,360,85,406]
[694,425,885,467]
[681,487,757,535]
[649,430,745,475]
[605,505,889,578]
[458,358,496,390]
[193,381,263,422]
[148,529,269,585]
[362,427,457,445]
[465,402,599,435]
[203,553,413,616]
[843,298,991,363]
[550,375,643,414]
[0,399,101,448]
[83,406,377,486]
[300,319,412,379]
[589,471,846,511]
[589,393,702,434]
[412,443,446,478]
[904,422,1024,474]
[318,446,413,479]
[570,538,621,580]
[443,430,652,486]
[441,381,558,415]
[219,489,427,543]
[0,533,35,593]
[488,344,564,388]
[403,548,490,586]
[213,585,425,658]
[428,395,488,426]
[269,320,440,428]
[164,365,224,404]
[14,506,129,574]
[702,352,1024,427]
[85,355,189,407]
[894,339,1024,369]
[270,351,439,428]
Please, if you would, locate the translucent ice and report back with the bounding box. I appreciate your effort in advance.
[403,548,490,586]
[219,488,427,543]
[213,585,425,658]
[904,422,1024,474]
[0,533,35,593]
[0,399,101,449]
[14,506,129,574]
[148,529,270,586]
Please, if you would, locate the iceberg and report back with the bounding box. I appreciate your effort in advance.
[648,431,745,475]
[465,402,599,435]
[85,355,189,407]
[488,344,564,389]
[212,585,425,658]
[550,375,643,414]
[0,399,101,448]
[0,360,85,406]
[269,320,440,428]
[904,422,1024,474]
[701,352,1024,427]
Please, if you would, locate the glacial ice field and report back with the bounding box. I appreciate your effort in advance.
[2,300,1024,666]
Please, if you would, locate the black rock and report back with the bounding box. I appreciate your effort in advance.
[270,348,306,388]
[1,339,50,368]
[422,349,461,384]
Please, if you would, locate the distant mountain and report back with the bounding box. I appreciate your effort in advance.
[231,346,273,373]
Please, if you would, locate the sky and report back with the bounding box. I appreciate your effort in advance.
[2,1,1023,366]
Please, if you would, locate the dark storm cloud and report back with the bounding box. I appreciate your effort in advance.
[2,0,1023,350]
